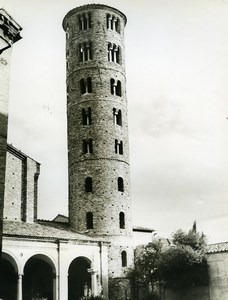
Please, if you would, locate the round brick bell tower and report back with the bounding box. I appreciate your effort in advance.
[63,5,134,298]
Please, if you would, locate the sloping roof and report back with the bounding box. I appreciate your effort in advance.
[3,220,106,243]
[52,214,69,223]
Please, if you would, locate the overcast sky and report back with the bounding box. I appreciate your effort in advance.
[2,0,228,244]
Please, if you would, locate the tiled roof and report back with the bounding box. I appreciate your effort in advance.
[3,220,105,243]
[207,242,228,254]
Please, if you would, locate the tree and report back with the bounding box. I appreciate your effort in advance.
[159,224,209,290]
[133,223,209,298]
[133,240,163,299]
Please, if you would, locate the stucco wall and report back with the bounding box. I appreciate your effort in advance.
[207,251,228,300]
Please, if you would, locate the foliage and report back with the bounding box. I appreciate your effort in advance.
[134,223,209,294]
[172,224,207,251]
[159,223,209,289]
[134,240,163,288]
[159,244,208,289]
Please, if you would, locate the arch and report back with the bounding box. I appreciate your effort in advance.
[68,256,92,300]
[23,254,56,300]
[0,253,18,300]
[2,251,19,273]
[119,212,125,229]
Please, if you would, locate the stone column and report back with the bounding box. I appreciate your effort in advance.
[88,268,98,296]
[17,274,23,300]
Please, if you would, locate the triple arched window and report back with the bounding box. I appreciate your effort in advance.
[78,13,91,30]
[106,14,120,33]
[79,42,92,61]
[108,43,121,64]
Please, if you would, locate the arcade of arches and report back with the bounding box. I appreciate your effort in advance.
[0,253,98,300]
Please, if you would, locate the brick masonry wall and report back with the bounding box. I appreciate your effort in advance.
[4,151,23,221]
[3,146,40,223]
[63,5,134,299]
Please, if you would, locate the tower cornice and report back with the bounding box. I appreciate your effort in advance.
[62,4,127,31]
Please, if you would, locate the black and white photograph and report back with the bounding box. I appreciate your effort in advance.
[0,0,228,299]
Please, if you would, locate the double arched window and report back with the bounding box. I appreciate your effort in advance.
[113,108,122,126]
[80,77,92,94]
[110,79,121,97]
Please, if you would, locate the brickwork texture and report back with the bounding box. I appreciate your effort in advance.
[63,4,134,299]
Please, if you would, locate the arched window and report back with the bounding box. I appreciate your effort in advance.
[79,42,92,61]
[106,14,120,33]
[85,177,92,192]
[82,108,92,125]
[80,78,92,94]
[116,80,122,96]
[113,108,122,126]
[119,212,125,229]
[108,43,121,64]
[79,13,91,30]
[83,139,93,154]
[118,177,124,192]
[86,212,93,229]
[121,251,127,267]
[110,79,122,96]
[115,140,123,155]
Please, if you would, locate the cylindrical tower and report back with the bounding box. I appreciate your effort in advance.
[63,5,133,298]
